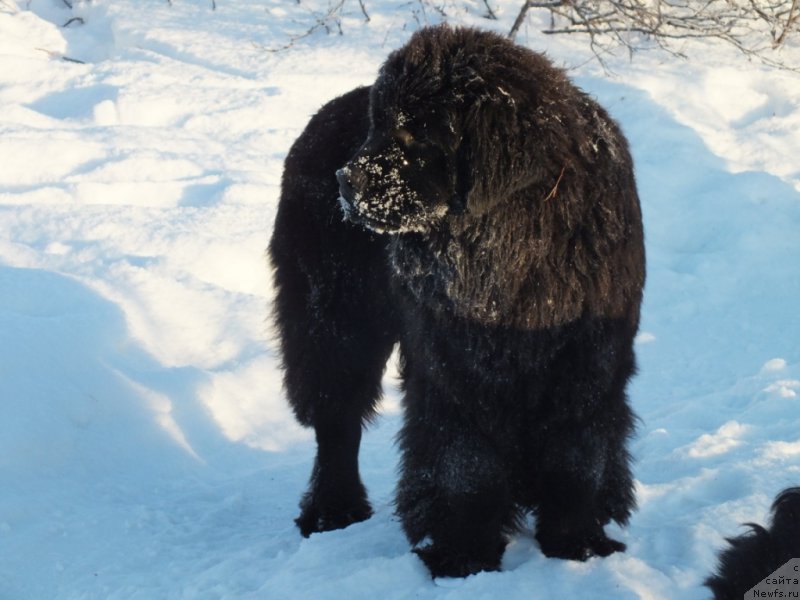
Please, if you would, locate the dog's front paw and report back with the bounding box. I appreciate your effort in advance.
[295,489,373,537]
[414,543,503,578]
[536,525,626,561]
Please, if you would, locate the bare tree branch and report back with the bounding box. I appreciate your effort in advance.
[772,0,799,47]
[357,0,370,21]
[265,0,377,52]
[509,1,531,41]
[481,0,498,20]
[517,0,799,71]
[269,1,798,70]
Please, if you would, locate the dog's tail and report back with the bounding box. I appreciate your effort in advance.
[705,487,800,599]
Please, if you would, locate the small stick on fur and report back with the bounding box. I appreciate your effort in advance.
[544,165,566,201]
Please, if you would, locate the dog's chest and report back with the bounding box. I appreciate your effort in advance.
[388,234,456,310]
[388,231,535,326]
[388,218,591,330]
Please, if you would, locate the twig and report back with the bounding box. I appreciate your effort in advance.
[35,47,86,64]
[509,1,531,41]
[772,0,799,47]
[63,16,85,27]
[266,0,376,52]
[357,0,369,21]
[544,165,567,201]
[481,0,497,20]
[166,0,217,8]
[509,1,564,40]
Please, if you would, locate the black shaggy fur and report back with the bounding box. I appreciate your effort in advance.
[706,487,800,599]
[269,25,645,577]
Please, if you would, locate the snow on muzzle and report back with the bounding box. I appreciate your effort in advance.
[336,150,446,235]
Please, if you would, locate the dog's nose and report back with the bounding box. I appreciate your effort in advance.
[335,167,354,201]
[336,164,367,201]
[336,166,365,223]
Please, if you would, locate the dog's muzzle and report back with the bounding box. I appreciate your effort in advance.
[336,166,366,223]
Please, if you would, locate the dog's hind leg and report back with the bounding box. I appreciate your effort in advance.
[270,202,398,536]
[269,87,399,536]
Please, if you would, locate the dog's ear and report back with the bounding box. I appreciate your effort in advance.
[453,92,524,217]
[455,134,493,216]
[449,136,471,215]
[457,131,509,216]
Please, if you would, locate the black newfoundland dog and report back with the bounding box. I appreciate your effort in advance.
[269,25,645,577]
[706,487,800,599]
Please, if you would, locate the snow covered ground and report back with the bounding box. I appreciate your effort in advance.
[1,1,798,598]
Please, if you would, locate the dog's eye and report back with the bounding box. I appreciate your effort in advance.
[395,128,416,148]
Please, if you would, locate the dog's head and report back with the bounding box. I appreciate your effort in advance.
[336,84,463,235]
[337,25,541,235]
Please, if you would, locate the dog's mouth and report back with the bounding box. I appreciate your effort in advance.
[337,193,402,235]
